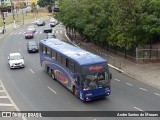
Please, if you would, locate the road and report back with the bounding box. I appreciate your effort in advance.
[0,20,160,120]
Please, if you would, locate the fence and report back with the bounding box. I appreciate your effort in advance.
[136,48,160,63]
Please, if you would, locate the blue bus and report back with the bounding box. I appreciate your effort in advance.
[39,38,112,101]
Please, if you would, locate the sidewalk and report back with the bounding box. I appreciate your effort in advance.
[66,34,160,90]
[107,50,160,90]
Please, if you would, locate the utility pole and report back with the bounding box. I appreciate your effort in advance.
[10,0,16,28]
[22,5,24,25]
[0,7,7,34]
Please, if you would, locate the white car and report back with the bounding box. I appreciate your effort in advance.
[27,25,36,32]
[8,53,25,69]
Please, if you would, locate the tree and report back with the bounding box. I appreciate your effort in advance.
[37,0,55,7]
[56,0,160,49]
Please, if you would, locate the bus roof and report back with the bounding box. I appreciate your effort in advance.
[40,39,107,66]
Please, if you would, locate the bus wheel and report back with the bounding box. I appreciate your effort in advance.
[47,67,50,74]
[51,70,55,80]
[73,87,78,97]
[47,68,52,77]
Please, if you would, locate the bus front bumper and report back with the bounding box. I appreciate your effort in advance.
[83,92,110,101]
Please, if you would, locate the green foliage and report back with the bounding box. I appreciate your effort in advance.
[37,0,55,7]
[56,0,160,49]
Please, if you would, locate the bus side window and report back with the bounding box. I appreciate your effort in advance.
[51,50,56,60]
[43,46,46,54]
[62,57,66,67]
[40,44,43,52]
[47,48,51,57]
[57,53,61,63]
[66,58,69,68]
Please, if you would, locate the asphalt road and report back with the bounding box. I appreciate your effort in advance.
[0,21,160,120]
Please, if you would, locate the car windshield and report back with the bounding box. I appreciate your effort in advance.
[45,26,51,28]
[29,42,37,45]
[79,72,109,90]
[10,55,21,60]
[28,26,34,29]
[26,31,32,34]
[48,36,54,38]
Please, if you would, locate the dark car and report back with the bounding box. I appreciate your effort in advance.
[44,25,52,33]
[47,33,56,39]
[27,41,39,53]
[25,31,34,39]
[36,20,45,26]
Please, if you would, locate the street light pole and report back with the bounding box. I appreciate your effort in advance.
[10,0,16,28]
[2,11,6,34]
[22,6,24,25]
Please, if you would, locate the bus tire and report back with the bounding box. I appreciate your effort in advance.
[47,67,51,76]
[51,70,55,80]
[73,86,78,97]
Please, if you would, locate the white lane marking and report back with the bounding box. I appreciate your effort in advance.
[14,32,17,34]
[134,107,144,111]
[0,80,27,120]
[19,32,22,34]
[60,31,62,33]
[126,83,133,86]
[53,31,54,33]
[56,31,58,33]
[10,33,13,35]
[48,87,57,94]
[114,79,120,82]
[0,90,5,92]
[40,31,42,34]
[23,32,26,34]
[35,32,38,34]
[29,69,34,74]
[139,88,148,91]
[0,104,14,106]
[0,96,9,98]
[154,93,160,96]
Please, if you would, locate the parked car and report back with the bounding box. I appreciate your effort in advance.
[36,19,45,26]
[43,25,52,33]
[27,41,39,53]
[25,31,34,39]
[8,53,25,69]
[47,33,56,39]
[27,25,36,32]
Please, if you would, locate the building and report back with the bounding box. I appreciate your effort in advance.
[27,0,38,6]
[0,0,11,6]
[12,0,27,7]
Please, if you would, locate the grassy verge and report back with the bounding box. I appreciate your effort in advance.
[0,12,52,27]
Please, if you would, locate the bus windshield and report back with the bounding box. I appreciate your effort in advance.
[79,72,109,90]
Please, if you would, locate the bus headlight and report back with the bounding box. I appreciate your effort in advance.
[105,88,110,92]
